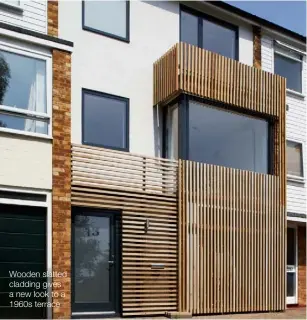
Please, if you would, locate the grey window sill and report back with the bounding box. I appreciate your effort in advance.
[286,89,305,99]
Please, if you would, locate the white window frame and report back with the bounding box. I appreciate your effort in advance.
[0,41,52,139]
[286,223,298,305]
[273,43,305,97]
[286,139,305,183]
[0,0,23,12]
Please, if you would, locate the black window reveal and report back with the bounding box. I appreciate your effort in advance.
[82,89,129,151]
[180,6,238,59]
[82,0,129,42]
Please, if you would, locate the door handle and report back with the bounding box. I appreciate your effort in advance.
[108,260,114,265]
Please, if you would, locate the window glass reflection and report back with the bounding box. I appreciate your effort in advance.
[274,53,302,93]
[286,141,303,177]
[74,215,110,303]
[0,50,46,113]
[202,19,236,59]
[188,101,269,173]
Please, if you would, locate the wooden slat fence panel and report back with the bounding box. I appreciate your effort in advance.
[179,161,286,314]
[72,144,178,197]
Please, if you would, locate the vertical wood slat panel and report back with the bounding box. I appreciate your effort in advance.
[154,43,286,317]
[179,162,284,315]
[154,43,283,121]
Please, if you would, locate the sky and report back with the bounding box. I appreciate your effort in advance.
[224,1,307,36]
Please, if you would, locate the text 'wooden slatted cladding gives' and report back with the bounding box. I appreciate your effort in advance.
[178,162,286,314]
[71,144,179,316]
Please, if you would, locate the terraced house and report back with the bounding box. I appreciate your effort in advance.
[0,0,305,319]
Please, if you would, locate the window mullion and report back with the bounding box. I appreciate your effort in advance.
[0,105,50,120]
[199,17,203,48]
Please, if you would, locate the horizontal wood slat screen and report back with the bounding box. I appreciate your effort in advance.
[72,144,178,197]
[153,42,286,118]
[71,145,179,316]
[178,161,286,314]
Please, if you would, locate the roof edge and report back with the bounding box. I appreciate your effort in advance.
[208,1,306,44]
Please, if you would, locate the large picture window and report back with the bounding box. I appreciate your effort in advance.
[82,89,129,151]
[188,102,269,173]
[287,140,304,178]
[0,48,49,135]
[180,6,238,59]
[82,0,129,42]
[164,98,271,174]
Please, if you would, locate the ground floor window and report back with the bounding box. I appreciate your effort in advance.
[287,226,297,305]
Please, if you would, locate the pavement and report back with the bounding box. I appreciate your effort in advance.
[191,307,307,319]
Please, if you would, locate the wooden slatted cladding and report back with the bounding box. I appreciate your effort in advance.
[178,161,286,314]
[71,144,179,316]
[72,144,178,197]
[155,45,287,315]
[153,42,285,119]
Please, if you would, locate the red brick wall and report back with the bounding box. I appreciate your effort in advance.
[52,49,71,319]
[48,0,58,37]
[253,26,262,69]
[298,226,306,306]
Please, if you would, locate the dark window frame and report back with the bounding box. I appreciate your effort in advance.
[286,140,304,178]
[180,4,239,60]
[82,88,130,152]
[274,50,303,93]
[82,0,130,43]
[163,94,274,174]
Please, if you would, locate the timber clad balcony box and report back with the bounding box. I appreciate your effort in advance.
[70,43,287,317]
[154,42,284,117]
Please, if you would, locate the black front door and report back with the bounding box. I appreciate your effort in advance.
[72,209,121,317]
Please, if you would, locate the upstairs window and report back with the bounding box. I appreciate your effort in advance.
[180,6,238,59]
[287,140,304,179]
[82,0,129,42]
[274,45,303,93]
[0,47,49,135]
[82,89,129,151]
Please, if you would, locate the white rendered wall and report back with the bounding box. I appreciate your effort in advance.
[59,0,179,157]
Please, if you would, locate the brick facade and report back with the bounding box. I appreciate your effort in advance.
[253,26,262,69]
[298,226,306,306]
[48,0,58,37]
[52,49,71,319]
[48,1,72,317]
